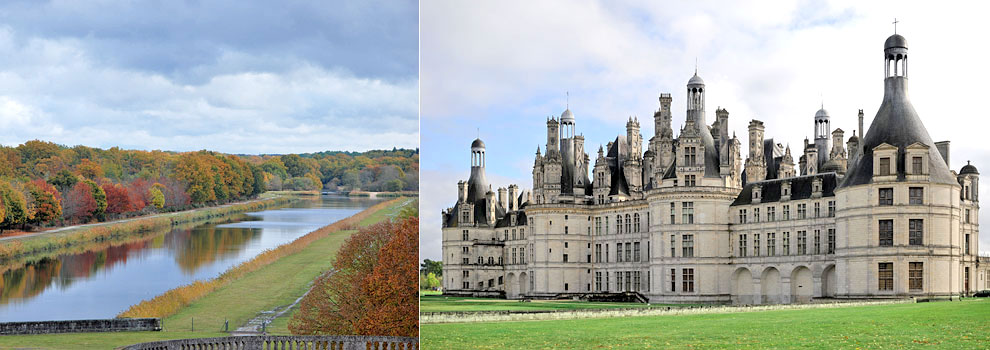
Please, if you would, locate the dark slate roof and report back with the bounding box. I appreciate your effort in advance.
[561,142,576,195]
[740,139,783,185]
[885,34,907,50]
[443,196,506,228]
[731,172,838,206]
[961,162,979,175]
[471,138,485,148]
[839,77,957,188]
[466,167,489,203]
[606,136,631,196]
[494,210,527,228]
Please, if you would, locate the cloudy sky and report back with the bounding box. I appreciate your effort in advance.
[421,0,990,259]
[0,0,418,154]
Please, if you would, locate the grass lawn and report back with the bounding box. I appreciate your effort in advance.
[420,295,683,313]
[421,298,990,349]
[0,198,410,350]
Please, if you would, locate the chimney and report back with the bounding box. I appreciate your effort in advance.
[508,184,519,211]
[457,181,468,202]
[935,141,950,167]
[497,187,508,210]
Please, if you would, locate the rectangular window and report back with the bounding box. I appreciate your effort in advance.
[617,272,623,292]
[670,202,676,224]
[909,262,923,290]
[670,269,676,292]
[682,234,694,258]
[634,242,641,262]
[563,254,569,262]
[739,234,748,257]
[595,244,602,263]
[522,248,526,264]
[909,187,923,204]
[878,262,893,291]
[625,271,632,291]
[798,204,806,219]
[767,206,776,222]
[767,232,776,256]
[965,234,971,255]
[909,219,923,245]
[670,235,676,257]
[512,248,517,264]
[634,271,641,292]
[879,188,893,206]
[595,272,602,291]
[783,205,790,220]
[753,208,760,223]
[879,219,893,246]
[827,201,836,217]
[685,174,696,187]
[685,146,697,165]
[814,203,820,218]
[814,230,821,254]
[739,209,747,224]
[682,268,695,292]
[595,217,601,235]
[912,156,923,174]
[966,209,971,223]
[783,232,790,255]
[617,244,623,263]
[625,242,632,262]
[682,202,694,224]
[798,231,807,255]
[879,157,891,176]
[827,228,835,254]
[753,233,760,256]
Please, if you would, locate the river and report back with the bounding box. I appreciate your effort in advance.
[0,195,381,322]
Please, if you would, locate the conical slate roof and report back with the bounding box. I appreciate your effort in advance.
[839,76,956,188]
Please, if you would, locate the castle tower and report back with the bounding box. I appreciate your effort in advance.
[593,145,610,204]
[744,120,767,183]
[467,138,490,205]
[684,70,721,178]
[547,117,560,154]
[778,145,796,178]
[814,107,831,168]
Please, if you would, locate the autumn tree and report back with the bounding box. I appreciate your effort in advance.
[49,169,79,192]
[289,217,418,337]
[0,180,29,232]
[62,182,97,223]
[27,179,62,225]
[82,179,107,220]
[101,182,135,216]
[77,158,104,179]
[149,186,165,209]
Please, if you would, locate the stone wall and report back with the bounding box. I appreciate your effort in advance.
[0,318,161,335]
[122,335,419,350]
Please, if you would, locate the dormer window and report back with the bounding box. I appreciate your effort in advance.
[912,157,922,174]
[878,157,891,176]
[905,142,929,176]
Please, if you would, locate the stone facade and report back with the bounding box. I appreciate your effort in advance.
[441,33,982,304]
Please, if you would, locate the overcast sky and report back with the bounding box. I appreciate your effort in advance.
[420,0,990,260]
[0,0,418,154]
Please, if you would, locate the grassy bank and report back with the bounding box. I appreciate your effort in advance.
[118,198,404,319]
[0,197,409,350]
[0,193,300,262]
[421,298,990,349]
[420,295,674,313]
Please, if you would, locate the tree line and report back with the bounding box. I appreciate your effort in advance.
[0,140,418,233]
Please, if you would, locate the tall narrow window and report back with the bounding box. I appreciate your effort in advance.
[753,208,760,223]
[814,230,821,254]
[595,244,601,263]
[912,156,923,174]
[739,234,748,257]
[670,269,676,292]
[625,214,631,233]
[879,157,891,176]
[682,234,694,258]
[616,244,623,263]
[634,242,641,262]
[767,206,776,222]
[879,188,893,206]
[595,272,602,291]
[625,242,632,262]
[462,230,469,241]
[879,220,893,246]
[634,213,641,233]
[783,205,790,220]
[682,268,695,292]
[670,202,676,224]
[595,217,601,235]
[767,232,776,256]
[682,202,694,224]
[909,219,923,245]
[814,203,820,218]
[909,262,923,290]
[616,215,623,234]
[827,228,835,254]
[739,209,747,224]
[878,262,893,291]
[797,231,807,254]
[685,147,697,165]
[827,201,835,217]
[798,204,806,219]
[965,234,971,255]
[909,187,923,205]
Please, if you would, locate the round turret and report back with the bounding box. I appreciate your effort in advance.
[884,34,907,50]
[471,138,486,149]
[960,161,979,175]
[688,73,705,87]
[561,108,574,123]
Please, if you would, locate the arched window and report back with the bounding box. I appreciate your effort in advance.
[616,215,623,234]
[634,213,641,233]
[488,257,494,265]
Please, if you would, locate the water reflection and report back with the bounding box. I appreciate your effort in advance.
[0,195,379,322]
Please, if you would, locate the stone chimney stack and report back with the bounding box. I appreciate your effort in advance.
[497,187,508,211]
[508,184,520,211]
[457,181,468,202]
[936,141,950,167]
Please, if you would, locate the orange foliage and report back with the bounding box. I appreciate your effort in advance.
[288,213,418,337]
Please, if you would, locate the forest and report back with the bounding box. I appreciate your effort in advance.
[0,140,419,233]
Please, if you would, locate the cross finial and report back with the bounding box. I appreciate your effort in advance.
[695,57,698,75]
[893,18,899,34]
[566,91,569,109]
[477,128,480,139]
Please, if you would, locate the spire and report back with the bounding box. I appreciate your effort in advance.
[892,18,899,34]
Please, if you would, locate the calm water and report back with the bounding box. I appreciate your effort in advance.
[0,195,381,322]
